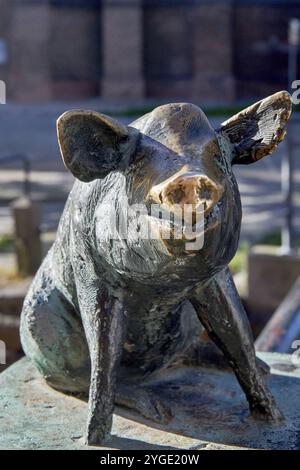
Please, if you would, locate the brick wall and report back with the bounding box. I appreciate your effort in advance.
[50,6,101,99]
[144,1,235,103]
[192,2,235,103]
[8,1,52,102]
[101,0,144,100]
[144,5,193,99]
[0,1,299,107]
[234,2,300,99]
[2,0,102,102]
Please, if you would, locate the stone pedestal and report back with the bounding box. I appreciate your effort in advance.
[101,0,144,101]
[0,354,299,450]
[248,246,300,329]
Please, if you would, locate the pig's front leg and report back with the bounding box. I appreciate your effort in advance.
[76,274,124,446]
[190,266,283,423]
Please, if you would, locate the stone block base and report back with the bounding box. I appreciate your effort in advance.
[0,354,299,450]
[247,246,300,329]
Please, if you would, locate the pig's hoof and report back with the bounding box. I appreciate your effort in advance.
[250,401,284,424]
[146,396,173,424]
[85,426,110,447]
[138,396,172,424]
[256,357,270,376]
[125,391,173,424]
[116,383,173,424]
[136,397,173,425]
[85,433,108,447]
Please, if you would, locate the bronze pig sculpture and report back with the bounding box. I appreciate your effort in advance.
[20,91,292,445]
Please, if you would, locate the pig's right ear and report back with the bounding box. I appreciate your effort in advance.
[216,91,292,165]
[57,110,139,182]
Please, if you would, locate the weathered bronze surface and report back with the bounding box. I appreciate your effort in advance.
[20,91,292,446]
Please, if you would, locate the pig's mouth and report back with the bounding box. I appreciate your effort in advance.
[146,201,221,245]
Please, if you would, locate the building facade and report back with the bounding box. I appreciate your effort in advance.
[0,0,299,103]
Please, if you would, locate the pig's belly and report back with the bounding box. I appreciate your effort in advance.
[120,294,199,373]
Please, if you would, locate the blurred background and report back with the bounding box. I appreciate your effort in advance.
[0,0,300,370]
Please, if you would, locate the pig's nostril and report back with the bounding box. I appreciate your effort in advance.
[164,187,185,205]
[197,188,213,211]
[197,187,212,201]
[196,179,221,210]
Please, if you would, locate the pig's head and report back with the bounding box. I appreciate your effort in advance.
[57,91,291,286]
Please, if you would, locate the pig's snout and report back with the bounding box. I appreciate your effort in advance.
[149,173,222,215]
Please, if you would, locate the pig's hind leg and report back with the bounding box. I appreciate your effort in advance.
[115,380,173,425]
[189,266,283,423]
[177,326,270,376]
[20,269,90,394]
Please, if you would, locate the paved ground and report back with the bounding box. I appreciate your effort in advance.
[0,102,299,243]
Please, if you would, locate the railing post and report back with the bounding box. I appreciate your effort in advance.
[11,197,42,277]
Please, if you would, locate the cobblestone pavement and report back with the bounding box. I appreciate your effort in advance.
[0,103,299,243]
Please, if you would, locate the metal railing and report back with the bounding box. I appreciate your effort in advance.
[281,116,300,252]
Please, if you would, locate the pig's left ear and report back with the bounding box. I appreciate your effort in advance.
[57,110,139,182]
[216,91,292,165]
